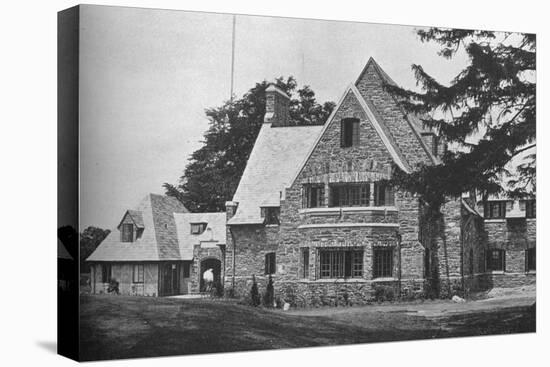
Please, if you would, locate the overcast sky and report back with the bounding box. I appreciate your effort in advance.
[77,5,472,230]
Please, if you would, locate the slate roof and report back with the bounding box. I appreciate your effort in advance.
[174,212,227,260]
[117,210,145,229]
[228,123,324,224]
[86,194,191,262]
[58,239,73,260]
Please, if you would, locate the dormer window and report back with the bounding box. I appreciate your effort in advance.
[190,223,207,235]
[121,223,134,242]
[340,118,360,147]
[261,207,280,225]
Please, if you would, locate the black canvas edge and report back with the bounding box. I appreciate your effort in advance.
[57,5,80,362]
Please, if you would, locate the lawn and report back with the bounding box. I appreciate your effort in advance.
[79,294,535,361]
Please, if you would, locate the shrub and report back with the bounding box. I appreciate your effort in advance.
[374,287,395,303]
[250,275,261,307]
[263,274,274,307]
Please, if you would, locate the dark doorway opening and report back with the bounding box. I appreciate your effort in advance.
[159,262,181,296]
[200,258,221,292]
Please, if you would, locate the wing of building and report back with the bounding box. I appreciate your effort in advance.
[87,194,227,296]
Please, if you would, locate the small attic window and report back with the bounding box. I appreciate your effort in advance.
[261,207,280,225]
[121,223,134,242]
[191,223,207,235]
[341,118,360,147]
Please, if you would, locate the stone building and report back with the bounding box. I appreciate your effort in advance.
[87,194,226,296]
[224,58,536,305]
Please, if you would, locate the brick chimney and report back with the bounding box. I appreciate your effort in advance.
[264,84,290,127]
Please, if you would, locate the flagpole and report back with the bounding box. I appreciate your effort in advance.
[230,15,236,103]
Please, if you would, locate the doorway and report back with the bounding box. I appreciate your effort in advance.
[199,258,221,292]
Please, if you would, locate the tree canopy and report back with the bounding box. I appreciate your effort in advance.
[165,77,335,212]
[386,28,535,209]
[80,226,111,273]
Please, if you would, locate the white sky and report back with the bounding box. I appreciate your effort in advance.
[78,5,472,230]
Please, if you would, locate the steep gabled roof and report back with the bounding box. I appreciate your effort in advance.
[58,239,73,260]
[174,212,226,259]
[228,123,324,225]
[86,194,189,262]
[355,57,438,166]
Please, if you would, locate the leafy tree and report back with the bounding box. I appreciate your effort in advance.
[58,225,78,260]
[164,77,335,212]
[80,226,111,273]
[385,29,535,209]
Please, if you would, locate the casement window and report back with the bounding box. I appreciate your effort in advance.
[526,248,536,272]
[190,223,207,235]
[484,201,507,219]
[469,248,474,275]
[302,248,309,279]
[101,264,112,283]
[487,249,505,272]
[132,264,144,283]
[340,118,360,147]
[303,184,325,208]
[424,248,431,279]
[329,183,370,207]
[373,248,393,278]
[318,249,363,279]
[183,262,191,278]
[265,252,276,275]
[374,182,394,206]
[261,207,280,225]
[121,223,134,242]
[525,200,536,218]
[432,135,439,157]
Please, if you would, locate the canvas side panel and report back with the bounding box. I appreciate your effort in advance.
[57,5,80,361]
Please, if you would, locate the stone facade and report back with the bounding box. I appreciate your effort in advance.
[223,58,536,306]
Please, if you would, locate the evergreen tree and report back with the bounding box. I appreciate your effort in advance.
[250,275,261,307]
[164,77,335,212]
[263,274,274,308]
[385,29,535,209]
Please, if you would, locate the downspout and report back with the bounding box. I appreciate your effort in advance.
[397,231,402,298]
[230,227,236,291]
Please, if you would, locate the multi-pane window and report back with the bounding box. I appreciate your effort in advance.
[121,223,134,242]
[101,264,111,283]
[525,200,536,218]
[424,248,431,279]
[329,184,370,207]
[265,252,276,275]
[132,264,144,283]
[302,248,309,279]
[341,118,360,147]
[262,207,280,225]
[318,249,363,279]
[303,184,325,208]
[190,223,207,234]
[374,182,394,206]
[484,201,507,219]
[526,248,536,271]
[487,249,505,272]
[373,248,393,278]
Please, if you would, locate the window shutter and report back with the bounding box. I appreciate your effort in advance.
[385,186,394,206]
[353,121,360,146]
